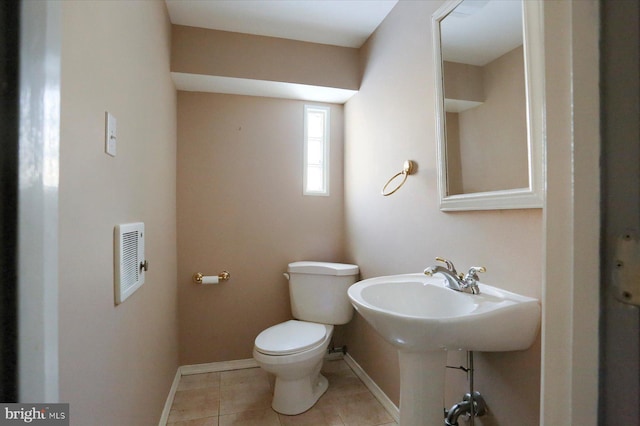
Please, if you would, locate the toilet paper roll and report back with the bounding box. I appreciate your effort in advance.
[201,275,219,284]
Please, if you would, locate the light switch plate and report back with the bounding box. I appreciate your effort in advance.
[105,112,117,157]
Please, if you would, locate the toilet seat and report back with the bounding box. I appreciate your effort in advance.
[255,320,327,356]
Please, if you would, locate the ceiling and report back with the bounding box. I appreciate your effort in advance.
[165,0,398,48]
[165,0,398,102]
[441,0,523,66]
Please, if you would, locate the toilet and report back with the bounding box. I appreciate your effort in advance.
[252,261,359,415]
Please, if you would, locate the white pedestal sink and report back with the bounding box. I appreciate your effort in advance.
[347,274,540,426]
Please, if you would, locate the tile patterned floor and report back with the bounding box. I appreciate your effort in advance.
[166,359,398,426]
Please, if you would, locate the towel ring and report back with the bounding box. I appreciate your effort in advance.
[382,160,416,196]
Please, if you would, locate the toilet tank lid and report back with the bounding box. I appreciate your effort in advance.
[288,261,359,276]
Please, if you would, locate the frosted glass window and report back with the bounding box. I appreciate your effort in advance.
[303,105,330,195]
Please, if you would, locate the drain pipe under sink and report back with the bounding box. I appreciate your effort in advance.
[444,352,487,426]
[445,392,486,426]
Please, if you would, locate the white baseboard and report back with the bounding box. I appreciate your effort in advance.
[159,354,400,425]
[343,353,400,423]
[158,368,182,426]
[180,358,258,376]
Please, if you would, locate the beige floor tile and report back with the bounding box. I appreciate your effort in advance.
[278,404,345,426]
[167,417,219,426]
[219,367,273,415]
[172,387,220,412]
[334,392,395,426]
[322,363,369,399]
[220,368,270,388]
[167,360,396,426]
[179,372,221,391]
[321,359,352,374]
[168,405,219,424]
[169,380,220,423]
[218,408,281,426]
[317,388,368,410]
[219,381,273,415]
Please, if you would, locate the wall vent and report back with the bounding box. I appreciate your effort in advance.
[114,222,145,305]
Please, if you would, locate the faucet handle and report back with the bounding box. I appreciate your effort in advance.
[465,266,486,280]
[462,266,486,294]
[435,257,457,273]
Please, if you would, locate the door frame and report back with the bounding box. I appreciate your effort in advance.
[17,0,61,402]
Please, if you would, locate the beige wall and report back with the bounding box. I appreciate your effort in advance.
[176,93,346,364]
[172,25,360,90]
[344,1,542,425]
[456,46,528,193]
[59,1,178,424]
[443,61,484,103]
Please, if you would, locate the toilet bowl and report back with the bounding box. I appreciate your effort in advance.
[252,261,359,415]
[253,320,333,415]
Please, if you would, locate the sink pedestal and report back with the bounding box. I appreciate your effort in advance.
[398,350,447,426]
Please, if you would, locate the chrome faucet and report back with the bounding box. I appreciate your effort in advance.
[424,257,486,294]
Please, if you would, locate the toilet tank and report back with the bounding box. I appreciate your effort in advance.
[287,261,360,325]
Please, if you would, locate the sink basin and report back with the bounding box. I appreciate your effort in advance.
[348,273,540,352]
[348,273,541,426]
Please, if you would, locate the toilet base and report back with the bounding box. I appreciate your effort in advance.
[253,322,334,415]
[272,371,329,415]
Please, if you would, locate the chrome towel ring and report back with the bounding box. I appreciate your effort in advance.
[382,160,417,196]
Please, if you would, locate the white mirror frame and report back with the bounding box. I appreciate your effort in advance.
[433,0,545,211]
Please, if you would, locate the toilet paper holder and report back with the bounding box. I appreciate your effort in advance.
[193,271,231,284]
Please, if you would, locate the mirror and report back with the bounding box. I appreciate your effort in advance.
[432,0,544,211]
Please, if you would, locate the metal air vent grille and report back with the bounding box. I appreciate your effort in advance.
[114,222,145,304]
